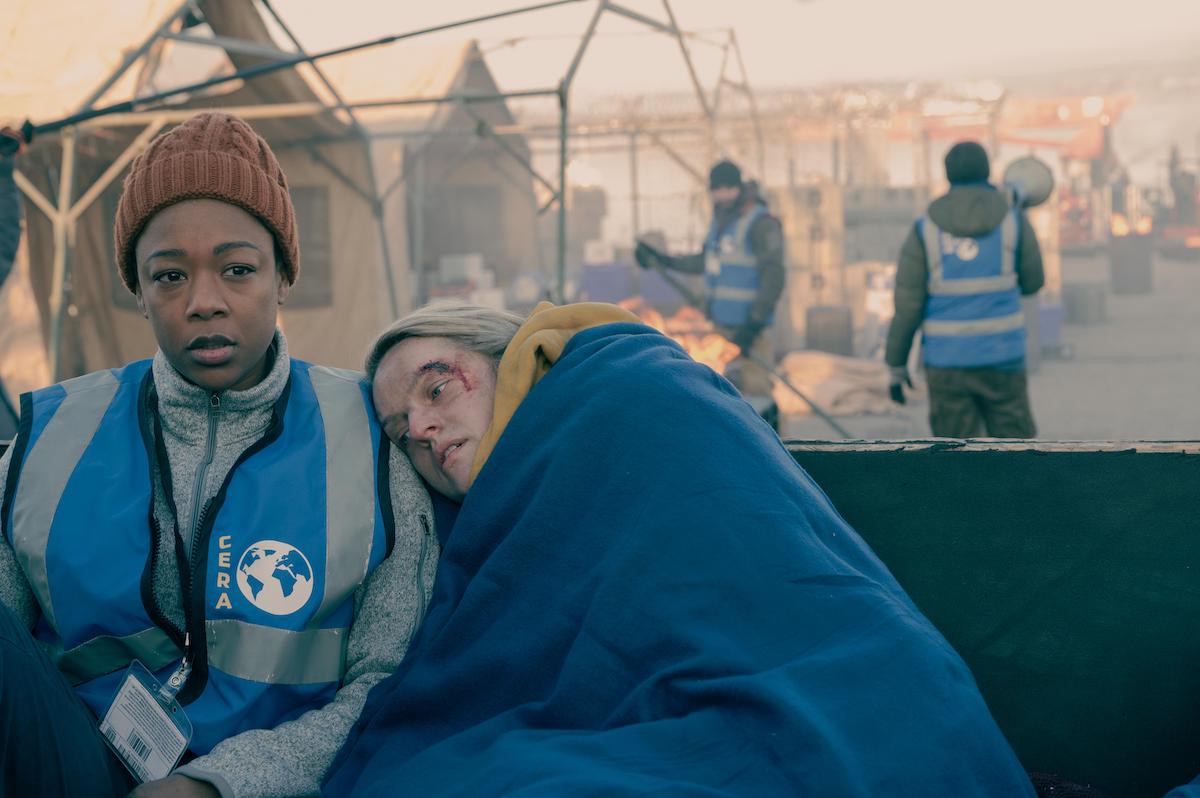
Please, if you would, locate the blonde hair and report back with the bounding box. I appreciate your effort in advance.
[365,301,525,382]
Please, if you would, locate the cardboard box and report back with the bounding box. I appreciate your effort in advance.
[439,253,487,284]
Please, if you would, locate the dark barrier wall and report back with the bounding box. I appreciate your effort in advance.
[792,441,1200,798]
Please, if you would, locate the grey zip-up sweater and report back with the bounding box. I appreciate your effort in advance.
[0,331,438,798]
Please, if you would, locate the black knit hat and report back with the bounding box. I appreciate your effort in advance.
[944,141,990,185]
[709,159,742,189]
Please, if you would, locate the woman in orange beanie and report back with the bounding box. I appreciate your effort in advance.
[0,112,436,798]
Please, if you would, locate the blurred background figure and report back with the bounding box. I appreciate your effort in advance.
[635,159,785,399]
[885,141,1044,438]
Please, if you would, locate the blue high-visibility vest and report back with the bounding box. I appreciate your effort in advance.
[704,204,771,328]
[920,206,1025,368]
[1,358,392,754]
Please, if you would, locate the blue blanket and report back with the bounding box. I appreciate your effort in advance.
[324,323,1033,797]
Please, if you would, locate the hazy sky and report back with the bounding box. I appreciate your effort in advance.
[277,0,1200,95]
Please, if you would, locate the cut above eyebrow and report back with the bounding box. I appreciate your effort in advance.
[405,360,452,393]
[213,240,262,256]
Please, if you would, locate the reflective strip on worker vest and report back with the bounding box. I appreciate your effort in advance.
[718,250,757,266]
[11,370,120,634]
[708,208,764,266]
[714,261,761,290]
[59,619,353,687]
[206,619,347,684]
[928,274,1018,295]
[720,211,763,267]
[54,626,181,686]
[307,366,378,626]
[712,285,759,302]
[923,311,1025,336]
[924,211,1018,295]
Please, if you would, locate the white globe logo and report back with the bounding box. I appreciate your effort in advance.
[235,540,314,616]
[955,238,980,261]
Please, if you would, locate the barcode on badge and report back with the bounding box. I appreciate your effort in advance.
[127,729,152,761]
[102,722,154,783]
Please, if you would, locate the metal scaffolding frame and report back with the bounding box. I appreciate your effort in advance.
[14,0,762,378]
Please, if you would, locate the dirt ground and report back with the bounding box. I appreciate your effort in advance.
[780,251,1200,441]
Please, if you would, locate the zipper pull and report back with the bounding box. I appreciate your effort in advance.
[159,632,192,703]
[209,393,220,410]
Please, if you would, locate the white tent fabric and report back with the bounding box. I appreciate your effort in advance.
[315,40,475,134]
[0,1,400,381]
[0,0,182,122]
[1,0,537,394]
[0,0,184,398]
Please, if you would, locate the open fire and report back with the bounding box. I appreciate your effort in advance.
[1111,212,1153,237]
[617,297,740,375]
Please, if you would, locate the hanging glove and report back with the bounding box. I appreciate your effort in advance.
[0,123,32,158]
[635,241,673,270]
[731,321,764,354]
[888,366,913,405]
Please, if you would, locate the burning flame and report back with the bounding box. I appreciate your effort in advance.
[1111,213,1130,237]
[618,297,741,374]
[1111,213,1153,237]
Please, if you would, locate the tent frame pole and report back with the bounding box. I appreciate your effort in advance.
[47,128,77,382]
[16,0,761,378]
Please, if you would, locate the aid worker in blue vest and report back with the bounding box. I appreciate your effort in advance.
[0,113,437,798]
[886,141,1045,438]
[634,159,785,398]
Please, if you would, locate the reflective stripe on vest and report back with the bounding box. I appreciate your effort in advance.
[923,210,1017,295]
[712,285,759,302]
[308,366,378,626]
[206,619,346,684]
[705,204,769,327]
[920,206,1025,367]
[923,312,1024,336]
[5,359,389,753]
[54,620,349,687]
[10,369,120,633]
[54,627,179,686]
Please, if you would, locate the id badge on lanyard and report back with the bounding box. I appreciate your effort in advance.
[99,652,194,784]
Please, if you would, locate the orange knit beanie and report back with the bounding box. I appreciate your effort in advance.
[113,112,299,293]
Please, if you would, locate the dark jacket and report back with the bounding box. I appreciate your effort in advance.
[0,158,20,291]
[670,192,785,328]
[885,184,1045,369]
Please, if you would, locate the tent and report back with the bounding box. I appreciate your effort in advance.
[4,0,401,381]
[0,0,536,388]
[314,38,542,301]
[1,0,734,396]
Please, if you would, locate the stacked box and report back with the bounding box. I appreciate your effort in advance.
[439,253,487,284]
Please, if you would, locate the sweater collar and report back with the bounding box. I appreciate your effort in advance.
[151,330,290,439]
